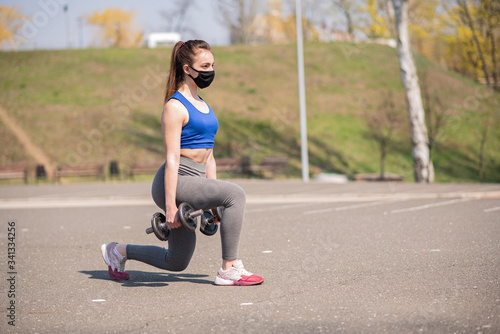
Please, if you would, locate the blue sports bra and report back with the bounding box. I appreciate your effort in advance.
[169,91,219,149]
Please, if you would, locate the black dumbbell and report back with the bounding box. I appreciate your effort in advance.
[177,202,204,231]
[146,202,205,240]
[200,207,222,236]
[146,203,218,240]
[145,212,170,241]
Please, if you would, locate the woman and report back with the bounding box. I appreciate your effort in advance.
[101,40,264,286]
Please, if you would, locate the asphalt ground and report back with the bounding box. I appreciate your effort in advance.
[0,180,499,334]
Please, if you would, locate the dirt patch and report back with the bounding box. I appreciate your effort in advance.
[0,105,53,178]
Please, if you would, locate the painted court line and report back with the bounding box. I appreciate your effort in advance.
[0,191,498,210]
[390,198,474,214]
[484,206,500,213]
[0,197,154,209]
[303,199,404,215]
[246,203,311,214]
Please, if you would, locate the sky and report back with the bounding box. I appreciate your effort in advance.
[1,0,230,50]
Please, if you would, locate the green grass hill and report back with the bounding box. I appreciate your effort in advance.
[1,42,499,183]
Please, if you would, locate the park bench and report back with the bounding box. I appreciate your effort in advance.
[249,156,289,178]
[54,163,105,182]
[353,173,404,182]
[215,158,242,175]
[126,161,163,179]
[0,164,28,183]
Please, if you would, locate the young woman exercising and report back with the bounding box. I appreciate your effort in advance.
[101,40,264,286]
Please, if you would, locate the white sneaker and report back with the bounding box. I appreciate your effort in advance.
[214,260,264,286]
[101,242,129,280]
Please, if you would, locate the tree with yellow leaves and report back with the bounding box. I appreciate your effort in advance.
[87,8,143,48]
[364,0,392,38]
[407,0,448,62]
[454,0,499,89]
[437,0,499,89]
[0,5,25,50]
[252,0,319,44]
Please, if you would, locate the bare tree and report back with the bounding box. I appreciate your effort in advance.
[476,98,499,182]
[478,116,489,182]
[161,0,195,35]
[215,0,260,44]
[365,91,404,180]
[420,69,449,182]
[391,0,433,183]
[331,0,360,37]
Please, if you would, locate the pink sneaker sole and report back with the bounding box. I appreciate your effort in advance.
[107,266,129,281]
[215,274,264,286]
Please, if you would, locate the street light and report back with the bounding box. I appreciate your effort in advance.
[64,5,71,48]
[295,0,309,182]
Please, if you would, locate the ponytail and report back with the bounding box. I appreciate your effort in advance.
[163,40,212,105]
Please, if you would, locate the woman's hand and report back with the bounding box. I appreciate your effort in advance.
[165,205,182,229]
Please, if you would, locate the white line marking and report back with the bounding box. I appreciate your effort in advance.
[390,198,474,214]
[246,191,500,205]
[303,207,334,215]
[1,190,498,210]
[0,198,154,209]
[246,203,311,213]
[303,199,404,215]
[484,207,500,213]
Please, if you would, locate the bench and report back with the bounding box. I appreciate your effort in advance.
[249,157,289,178]
[215,158,242,175]
[0,165,28,183]
[127,161,163,179]
[54,163,105,182]
[353,173,404,182]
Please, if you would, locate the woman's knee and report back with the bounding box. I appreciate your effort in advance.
[167,260,190,272]
[166,250,194,271]
[227,182,246,204]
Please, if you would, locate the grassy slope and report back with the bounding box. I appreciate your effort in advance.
[0,43,499,182]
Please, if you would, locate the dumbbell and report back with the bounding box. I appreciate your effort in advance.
[146,212,170,241]
[177,202,204,231]
[200,207,223,236]
[145,202,207,240]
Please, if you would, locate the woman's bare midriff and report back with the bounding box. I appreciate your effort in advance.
[180,148,212,164]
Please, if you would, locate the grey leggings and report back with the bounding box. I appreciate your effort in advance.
[126,156,246,271]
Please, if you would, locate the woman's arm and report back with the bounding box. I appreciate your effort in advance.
[161,100,188,229]
[206,150,217,179]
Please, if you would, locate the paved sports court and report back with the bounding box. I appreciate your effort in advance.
[1,180,499,333]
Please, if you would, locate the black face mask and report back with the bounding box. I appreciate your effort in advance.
[188,66,215,89]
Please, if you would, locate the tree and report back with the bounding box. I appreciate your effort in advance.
[475,96,499,182]
[391,0,433,183]
[248,0,320,44]
[0,5,25,50]
[443,0,500,90]
[216,0,261,44]
[331,0,361,38]
[160,0,195,36]
[253,0,291,44]
[420,69,448,170]
[87,8,143,48]
[407,0,447,62]
[364,0,393,38]
[457,0,492,88]
[365,91,403,180]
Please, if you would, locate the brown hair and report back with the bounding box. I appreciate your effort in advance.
[163,40,212,104]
